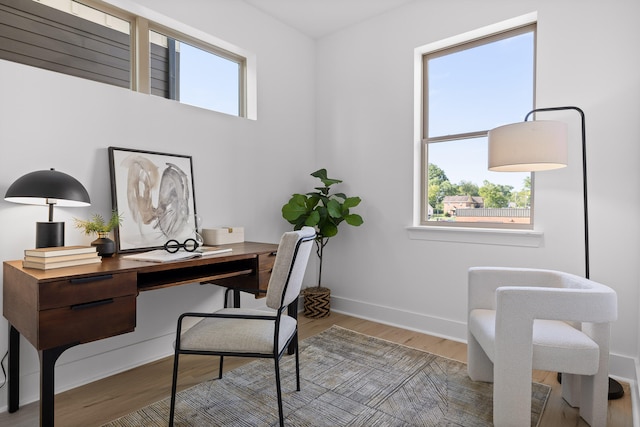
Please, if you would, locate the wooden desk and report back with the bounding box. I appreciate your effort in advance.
[3,241,278,427]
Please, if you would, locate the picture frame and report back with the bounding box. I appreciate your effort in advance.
[108,147,198,253]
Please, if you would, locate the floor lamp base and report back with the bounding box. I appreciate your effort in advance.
[557,373,624,400]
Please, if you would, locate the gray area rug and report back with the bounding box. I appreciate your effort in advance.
[103,325,549,426]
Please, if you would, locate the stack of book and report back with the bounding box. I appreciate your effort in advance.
[22,246,102,270]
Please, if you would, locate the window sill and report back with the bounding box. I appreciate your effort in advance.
[406,226,543,247]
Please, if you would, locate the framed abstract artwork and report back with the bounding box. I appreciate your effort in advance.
[108,147,198,253]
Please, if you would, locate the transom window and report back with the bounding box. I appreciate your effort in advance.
[0,0,247,117]
[421,24,536,228]
[150,29,243,116]
[0,0,131,88]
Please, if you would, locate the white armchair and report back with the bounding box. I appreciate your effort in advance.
[467,267,617,427]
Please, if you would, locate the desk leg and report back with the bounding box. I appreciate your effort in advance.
[39,345,73,427]
[222,288,241,308]
[232,289,241,308]
[8,324,20,413]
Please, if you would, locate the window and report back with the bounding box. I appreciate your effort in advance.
[422,24,536,228]
[150,29,243,116]
[0,0,131,88]
[0,0,247,117]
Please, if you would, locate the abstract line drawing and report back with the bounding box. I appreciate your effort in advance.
[109,147,197,253]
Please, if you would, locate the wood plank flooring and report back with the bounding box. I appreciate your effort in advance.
[0,312,633,426]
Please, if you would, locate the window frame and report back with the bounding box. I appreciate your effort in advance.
[0,0,134,88]
[147,23,247,117]
[419,22,537,230]
[0,0,250,118]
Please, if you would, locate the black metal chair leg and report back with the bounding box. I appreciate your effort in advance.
[169,351,180,426]
[219,356,224,379]
[287,298,298,355]
[295,334,300,391]
[274,359,284,427]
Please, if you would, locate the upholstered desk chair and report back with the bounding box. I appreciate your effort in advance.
[467,267,617,427]
[169,227,316,427]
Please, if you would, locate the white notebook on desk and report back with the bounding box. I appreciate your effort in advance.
[123,246,232,263]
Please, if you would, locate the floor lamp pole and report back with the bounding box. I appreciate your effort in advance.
[524,106,588,279]
[525,106,623,400]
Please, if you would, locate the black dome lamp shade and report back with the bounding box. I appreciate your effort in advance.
[5,168,91,248]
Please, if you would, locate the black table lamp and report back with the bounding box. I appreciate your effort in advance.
[4,168,91,248]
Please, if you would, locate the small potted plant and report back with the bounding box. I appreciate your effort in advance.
[282,169,363,318]
[74,210,122,257]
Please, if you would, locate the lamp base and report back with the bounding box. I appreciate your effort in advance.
[557,373,624,400]
[36,222,65,248]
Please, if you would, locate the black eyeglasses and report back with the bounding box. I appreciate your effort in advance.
[164,238,199,253]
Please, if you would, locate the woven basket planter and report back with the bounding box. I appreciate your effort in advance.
[302,286,331,318]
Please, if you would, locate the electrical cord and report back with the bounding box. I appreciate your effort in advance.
[0,350,7,389]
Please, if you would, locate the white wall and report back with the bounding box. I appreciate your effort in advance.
[1,0,640,415]
[316,0,640,380]
[0,0,316,409]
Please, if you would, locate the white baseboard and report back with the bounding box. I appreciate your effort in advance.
[0,332,176,414]
[632,361,640,427]
[330,295,467,343]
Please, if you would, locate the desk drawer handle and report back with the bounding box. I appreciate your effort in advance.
[71,298,114,311]
[70,274,113,284]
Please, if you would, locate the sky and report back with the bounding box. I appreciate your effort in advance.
[177,42,240,116]
[429,137,529,190]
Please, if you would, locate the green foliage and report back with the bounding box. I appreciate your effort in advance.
[427,163,530,212]
[478,180,513,208]
[457,180,480,197]
[511,176,531,207]
[282,169,363,239]
[282,169,364,287]
[74,210,122,235]
[428,163,448,185]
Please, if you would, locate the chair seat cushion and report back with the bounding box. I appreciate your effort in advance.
[469,309,600,374]
[178,308,297,355]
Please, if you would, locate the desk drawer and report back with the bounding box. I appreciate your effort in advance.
[257,252,276,295]
[259,252,277,271]
[39,272,137,310]
[38,295,136,349]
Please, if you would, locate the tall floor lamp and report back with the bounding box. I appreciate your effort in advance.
[487,106,623,400]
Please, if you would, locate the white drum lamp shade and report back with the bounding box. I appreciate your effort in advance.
[488,120,568,172]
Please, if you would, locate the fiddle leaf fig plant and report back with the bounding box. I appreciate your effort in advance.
[282,169,364,288]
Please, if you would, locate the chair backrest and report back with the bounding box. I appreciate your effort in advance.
[266,227,316,310]
[468,267,617,323]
